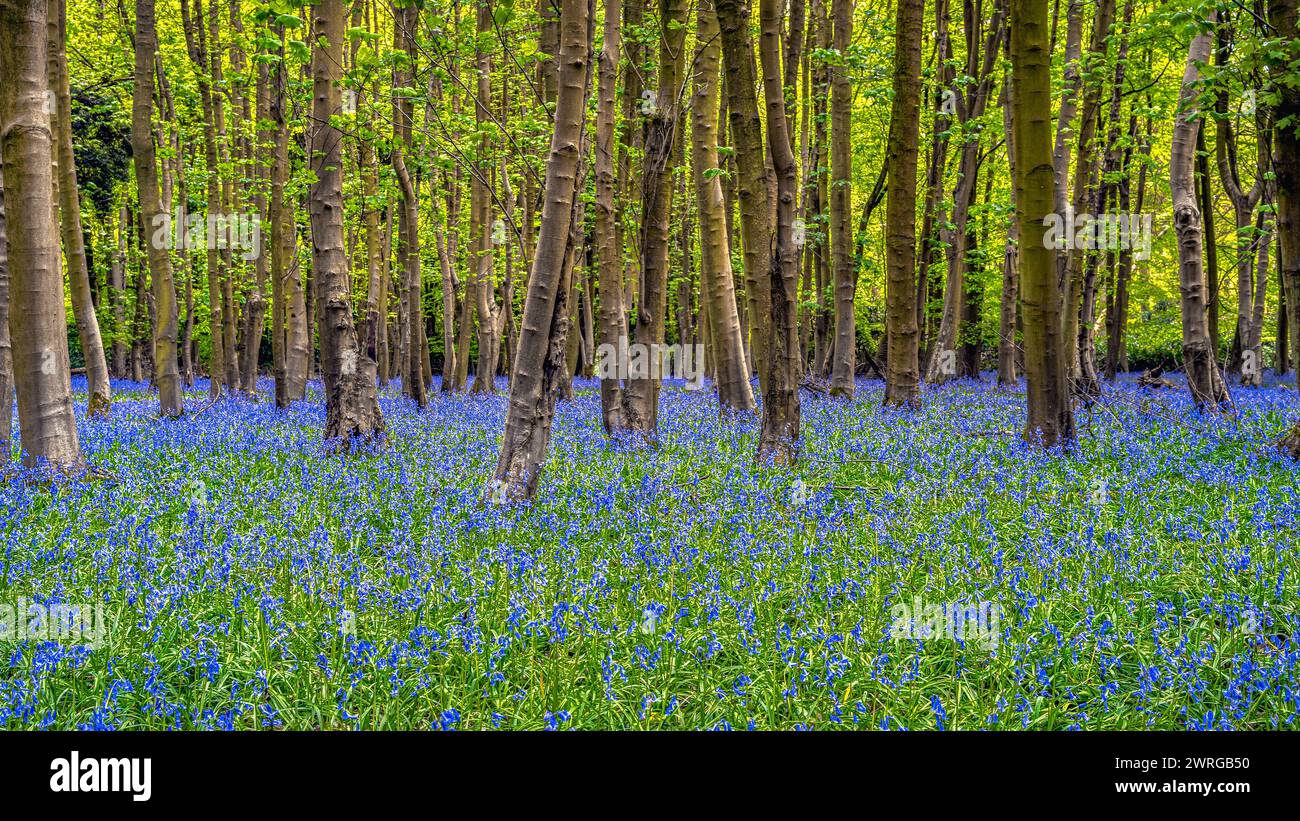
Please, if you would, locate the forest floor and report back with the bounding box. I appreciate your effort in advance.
[3,372,1299,729]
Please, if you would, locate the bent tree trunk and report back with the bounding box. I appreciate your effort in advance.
[309,0,384,447]
[882,0,924,407]
[0,0,83,469]
[493,0,590,499]
[693,0,755,415]
[1170,14,1227,411]
[133,0,183,417]
[1009,0,1074,447]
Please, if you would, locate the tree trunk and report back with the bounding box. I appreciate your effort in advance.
[309,0,384,447]
[0,0,83,468]
[882,0,924,406]
[756,0,802,462]
[827,0,854,395]
[493,0,590,498]
[718,0,773,399]
[48,0,111,414]
[0,161,14,463]
[595,0,627,432]
[1010,0,1074,446]
[620,0,688,436]
[133,0,182,416]
[1170,13,1227,411]
[693,0,756,414]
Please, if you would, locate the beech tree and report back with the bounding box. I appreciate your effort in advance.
[492,0,590,498]
[1009,0,1073,446]
[1170,11,1227,411]
[0,0,83,469]
[308,0,384,446]
[132,0,183,417]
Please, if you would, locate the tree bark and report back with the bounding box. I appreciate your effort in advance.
[1171,13,1227,411]
[0,0,84,468]
[493,0,590,498]
[595,0,627,432]
[1010,0,1074,446]
[133,0,182,416]
[827,0,854,395]
[48,0,111,414]
[309,0,384,447]
[693,0,756,414]
[756,0,802,462]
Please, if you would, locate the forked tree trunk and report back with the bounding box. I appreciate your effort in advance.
[493,0,590,498]
[48,0,111,414]
[309,0,384,447]
[132,0,183,416]
[1171,14,1228,411]
[882,0,924,406]
[0,0,83,469]
[1010,0,1074,447]
[756,0,801,462]
[693,0,756,415]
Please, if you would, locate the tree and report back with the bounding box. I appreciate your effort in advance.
[133,0,183,417]
[882,0,924,407]
[621,0,687,437]
[0,161,13,463]
[827,0,854,395]
[1170,11,1227,411]
[595,0,626,432]
[0,0,83,469]
[1009,0,1073,446]
[716,0,772,397]
[48,0,111,414]
[756,0,801,462]
[492,0,590,498]
[308,0,384,447]
[693,0,755,414]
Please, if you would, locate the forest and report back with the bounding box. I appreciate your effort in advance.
[0,0,1298,731]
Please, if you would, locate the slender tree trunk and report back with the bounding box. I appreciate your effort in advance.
[693,0,756,414]
[827,0,854,395]
[309,0,384,446]
[1171,13,1227,411]
[595,0,627,432]
[1010,0,1073,446]
[0,0,83,468]
[133,0,182,416]
[48,0,111,414]
[493,0,590,498]
[0,161,14,463]
[621,0,688,436]
[718,0,773,398]
[882,0,924,406]
[756,0,802,462]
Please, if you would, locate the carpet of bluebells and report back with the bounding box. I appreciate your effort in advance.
[3,371,1300,731]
